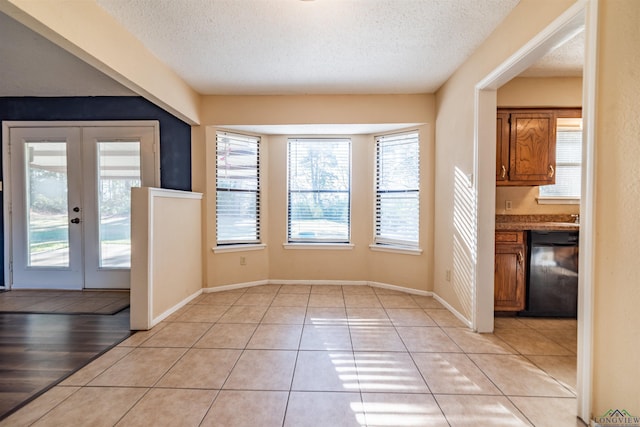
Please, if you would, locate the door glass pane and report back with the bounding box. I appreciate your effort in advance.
[97,141,141,268]
[25,142,70,267]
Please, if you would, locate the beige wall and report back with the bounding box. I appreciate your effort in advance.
[130,188,203,330]
[151,195,203,316]
[495,186,579,215]
[200,94,432,125]
[198,95,435,291]
[496,77,582,216]
[497,76,582,107]
[591,0,640,415]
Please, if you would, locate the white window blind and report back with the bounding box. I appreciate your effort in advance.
[288,138,351,243]
[216,131,260,244]
[375,131,420,247]
[539,118,582,199]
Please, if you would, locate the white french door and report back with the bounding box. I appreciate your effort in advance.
[6,123,158,290]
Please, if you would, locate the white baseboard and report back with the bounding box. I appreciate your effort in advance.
[204,279,432,297]
[269,279,368,286]
[142,288,203,330]
[205,280,430,293]
[368,281,432,297]
[431,292,473,329]
[203,280,269,293]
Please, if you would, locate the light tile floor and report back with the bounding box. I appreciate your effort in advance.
[1,284,584,426]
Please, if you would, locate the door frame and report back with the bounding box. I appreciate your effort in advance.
[2,120,161,290]
[472,0,594,422]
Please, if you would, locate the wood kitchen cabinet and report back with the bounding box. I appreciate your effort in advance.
[496,112,510,183]
[496,109,556,186]
[494,231,526,311]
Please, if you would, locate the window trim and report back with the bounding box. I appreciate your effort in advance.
[215,130,261,245]
[283,243,354,250]
[536,196,580,205]
[369,244,423,255]
[212,243,266,253]
[372,130,421,250]
[287,137,352,244]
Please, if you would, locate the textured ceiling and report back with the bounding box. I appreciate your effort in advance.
[0,1,584,99]
[95,0,521,95]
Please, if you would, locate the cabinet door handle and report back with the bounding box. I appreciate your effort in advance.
[517,251,524,265]
[548,164,555,178]
[501,165,506,179]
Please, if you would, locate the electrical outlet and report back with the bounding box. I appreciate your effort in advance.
[240,256,246,266]
[505,200,512,211]
[445,270,451,282]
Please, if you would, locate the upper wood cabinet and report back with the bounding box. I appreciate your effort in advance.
[496,109,556,186]
[496,112,510,183]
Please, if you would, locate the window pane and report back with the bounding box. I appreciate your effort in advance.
[378,138,419,191]
[539,165,581,197]
[25,142,70,267]
[216,132,260,244]
[97,141,141,268]
[376,192,419,244]
[375,132,420,247]
[289,192,349,241]
[217,135,258,191]
[540,124,582,198]
[288,139,351,243]
[556,130,582,163]
[217,190,259,242]
[289,140,350,191]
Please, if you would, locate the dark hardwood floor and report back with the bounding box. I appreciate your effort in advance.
[0,309,131,420]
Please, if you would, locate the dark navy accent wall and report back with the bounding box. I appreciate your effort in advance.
[0,96,192,285]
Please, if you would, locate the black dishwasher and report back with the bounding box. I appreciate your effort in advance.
[520,230,579,318]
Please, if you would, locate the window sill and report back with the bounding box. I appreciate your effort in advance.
[536,196,580,205]
[283,243,354,250]
[212,244,266,254]
[369,244,423,255]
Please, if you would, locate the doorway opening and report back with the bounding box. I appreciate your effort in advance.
[473,1,596,423]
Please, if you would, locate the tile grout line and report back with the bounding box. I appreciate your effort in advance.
[199,286,273,426]
[521,354,578,397]
[281,285,312,427]
[339,285,368,427]
[394,294,452,426]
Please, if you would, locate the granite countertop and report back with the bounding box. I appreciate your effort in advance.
[495,214,580,231]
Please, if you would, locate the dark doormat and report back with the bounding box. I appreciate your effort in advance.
[0,290,130,315]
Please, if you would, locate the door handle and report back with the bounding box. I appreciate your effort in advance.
[517,251,524,265]
[501,165,506,179]
[548,164,555,178]
[70,218,81,224]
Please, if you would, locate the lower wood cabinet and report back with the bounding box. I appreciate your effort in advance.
[494,231,526,311]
